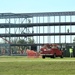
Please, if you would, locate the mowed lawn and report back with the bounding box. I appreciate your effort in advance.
[0,56,75,75]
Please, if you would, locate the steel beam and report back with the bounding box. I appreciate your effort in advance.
[1,11,75,18]
[0,33,75,37]
[0,22,75,28]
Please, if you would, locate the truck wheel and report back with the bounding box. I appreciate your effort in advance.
[53,54,56,58]
[42,56,45,59]
[60,54,63,58]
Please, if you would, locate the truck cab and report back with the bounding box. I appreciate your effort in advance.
[40,44,63,58]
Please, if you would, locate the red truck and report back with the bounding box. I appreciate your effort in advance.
[40,44,63,58]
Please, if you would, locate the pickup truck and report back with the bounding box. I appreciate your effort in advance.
[40,44,63,58]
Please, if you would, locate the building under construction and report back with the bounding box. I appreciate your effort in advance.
[0,11,75,56]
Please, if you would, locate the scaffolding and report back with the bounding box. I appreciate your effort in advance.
[0,11,75,55]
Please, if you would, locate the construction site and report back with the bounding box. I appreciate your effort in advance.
[0,11,75,56]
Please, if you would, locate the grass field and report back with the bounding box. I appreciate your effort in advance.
[0,56,75,75]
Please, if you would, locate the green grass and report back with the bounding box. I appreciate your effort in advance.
[0,56,75,75]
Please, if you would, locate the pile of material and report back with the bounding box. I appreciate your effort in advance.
[26,49,40,58]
